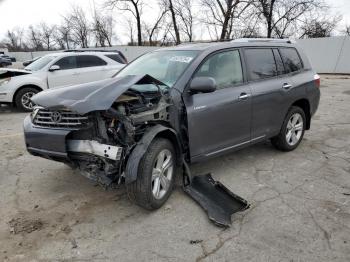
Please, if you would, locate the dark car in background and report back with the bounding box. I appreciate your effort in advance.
[24,39,320,211]
[0,55,12,67]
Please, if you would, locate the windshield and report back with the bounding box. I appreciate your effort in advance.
[117,50,199,88]
[25,56,57,71]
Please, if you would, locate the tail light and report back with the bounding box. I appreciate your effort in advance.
[314,74,320,88]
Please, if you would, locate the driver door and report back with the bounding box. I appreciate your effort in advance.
[183,49,252,161]
[48,56,81,88]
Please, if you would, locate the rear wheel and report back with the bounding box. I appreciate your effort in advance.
[126,138,177,210]
[271,106,306,151]
[15,87,38,112]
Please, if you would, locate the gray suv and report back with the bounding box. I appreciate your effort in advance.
[24,39,320,210]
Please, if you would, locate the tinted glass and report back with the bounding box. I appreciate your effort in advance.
[54,56,77,70]
[279,48,303,73]
[77,55,107,68]
[117,50,199,87]
[245,48,277,80]
[273,49,285,75]
[195,50,243,89]
[106,54,125,64]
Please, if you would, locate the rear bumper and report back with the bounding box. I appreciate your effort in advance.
[23,116,72,161]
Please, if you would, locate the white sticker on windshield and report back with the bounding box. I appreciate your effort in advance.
[169,56,193,63]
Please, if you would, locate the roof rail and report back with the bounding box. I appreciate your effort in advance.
[232,38,294,44]
[63,49,122,53]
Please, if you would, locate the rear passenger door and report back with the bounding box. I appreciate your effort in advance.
[244,48,292,139]
[75,55,109,84]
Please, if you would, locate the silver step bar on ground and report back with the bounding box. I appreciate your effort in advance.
[67,140,123,161]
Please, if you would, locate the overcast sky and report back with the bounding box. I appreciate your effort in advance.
[0,0,349,43]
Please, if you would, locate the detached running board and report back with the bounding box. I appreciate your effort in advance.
[183,173,249,227]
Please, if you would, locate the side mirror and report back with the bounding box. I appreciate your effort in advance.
[49,65,60,72]
[189,77,216,94]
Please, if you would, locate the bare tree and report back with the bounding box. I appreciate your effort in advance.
[39,22,56,50]
[201,0,253,41]
[299,15,341,38]
[63,6,90,48]
[176,0,195,42]
[4,27,25,51]
[254,0,326,38]
[93,12,114,47]
[54,22,73,50]
[143,7,168,46]
[342,25,350,36]
[106,0,144,46]
[28,25,43,51]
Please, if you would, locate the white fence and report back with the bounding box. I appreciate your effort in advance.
[297,36,350,74]
[9,46,160,63]
[8,37,350,74]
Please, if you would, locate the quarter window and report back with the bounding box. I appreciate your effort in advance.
[54,56,77,70]
[76,55,107,68]
[245,48,277,80]
[195,50,243,89]
[279,48,303,73]
[106,54,126,64]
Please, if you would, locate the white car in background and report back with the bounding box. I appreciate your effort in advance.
[0,51,127,111]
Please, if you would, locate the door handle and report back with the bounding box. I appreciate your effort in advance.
[282,83,292,90]
[238,93,250,101]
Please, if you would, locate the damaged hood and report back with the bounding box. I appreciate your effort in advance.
[31,74,166,115]
[0,68,31,76]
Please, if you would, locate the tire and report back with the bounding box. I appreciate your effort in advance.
[126,138,177,210]
[271,106,306,151]
[14,87,39,112]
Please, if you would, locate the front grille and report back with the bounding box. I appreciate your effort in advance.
[33,109,90,129]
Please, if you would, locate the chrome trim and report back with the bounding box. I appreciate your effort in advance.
[205,135,266,157]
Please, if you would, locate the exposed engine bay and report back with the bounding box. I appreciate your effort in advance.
[61,83,172,186]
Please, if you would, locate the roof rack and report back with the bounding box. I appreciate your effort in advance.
[231,38,294,44]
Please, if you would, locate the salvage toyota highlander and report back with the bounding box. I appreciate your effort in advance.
[24,39,320,220]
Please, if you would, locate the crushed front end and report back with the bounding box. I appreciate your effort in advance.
[24,75,172,187]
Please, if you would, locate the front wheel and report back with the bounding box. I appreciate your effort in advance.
[271,106,306,151]
[14,87,38,112]
[126,138,177,210]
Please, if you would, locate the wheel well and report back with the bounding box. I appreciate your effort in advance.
[292,99,311,130]
[12,85,43,106]
[155,130,183,166]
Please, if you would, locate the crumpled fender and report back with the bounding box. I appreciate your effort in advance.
[125,124,180,184]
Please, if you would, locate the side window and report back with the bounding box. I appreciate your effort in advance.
[195,50,243,89]
[279,48,303,73]
[105,54,125,64]
[273,49,285,75]
[76,55,107,68]
[54,56,77,70]
[245,48,277,80]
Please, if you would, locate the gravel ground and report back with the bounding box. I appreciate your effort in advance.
[0,75,349,261]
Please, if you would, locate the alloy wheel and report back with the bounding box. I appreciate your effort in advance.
[21,91,36,110]
[285,112,303,146]
[151,149,174,200]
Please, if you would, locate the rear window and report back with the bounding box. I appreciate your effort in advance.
[279,48,303,73]
[76,55,107,68]
[105,54,126,64]
[245,48,277,80]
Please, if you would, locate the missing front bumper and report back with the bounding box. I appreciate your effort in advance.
[66,140,123,161]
